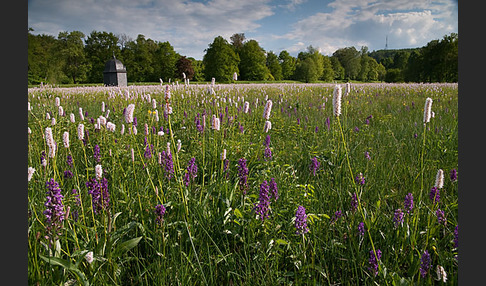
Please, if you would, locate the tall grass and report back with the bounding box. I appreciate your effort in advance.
[28,82,458,285]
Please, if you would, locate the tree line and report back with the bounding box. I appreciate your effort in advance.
[28,28,457,85]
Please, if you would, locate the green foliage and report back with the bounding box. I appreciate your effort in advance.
[266,51,283,81]
[57,31,90,84]
[279,50,296,80]
[333,46,361,80]
[238,40,270,81]
[203,36,240,82]
[85,31,120,83]
[27,29,457,85]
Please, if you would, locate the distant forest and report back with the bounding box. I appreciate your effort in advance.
[28,28,457,85]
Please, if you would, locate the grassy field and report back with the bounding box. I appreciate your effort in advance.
[27,82,458,285]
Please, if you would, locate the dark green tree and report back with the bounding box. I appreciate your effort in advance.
[203,36,239,82]
[294,57,319,82]
[153,41,179,82]
[279,50,296,80]
[320,55,334,82]
[330,56,345,80]
[266,51,282,80]
[28,29,65,84]
[238,39,269,81]
[332,46,361,80]
[403,50,423,82]
[57,31,90,84]
[293,46,323,82]
[85,30,120,83]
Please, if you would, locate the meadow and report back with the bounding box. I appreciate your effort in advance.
[27,82,458,285]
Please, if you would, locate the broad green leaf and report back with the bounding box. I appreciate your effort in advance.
[114,236,142,256]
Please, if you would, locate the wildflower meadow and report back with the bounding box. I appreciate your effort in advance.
[27,82,458,285]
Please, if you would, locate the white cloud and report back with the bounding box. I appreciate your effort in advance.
[28,0,274,59]
[273,0,457,54]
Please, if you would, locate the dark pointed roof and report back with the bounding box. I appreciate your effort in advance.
[103,55,126,73]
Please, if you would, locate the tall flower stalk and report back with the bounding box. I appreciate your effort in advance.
[333,84,379,269]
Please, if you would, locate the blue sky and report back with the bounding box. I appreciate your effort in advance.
[28,0,458,60]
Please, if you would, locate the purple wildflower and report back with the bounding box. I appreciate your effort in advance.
[264,135,271,148]
[364,151,371,161]
[420,250,432,278]
[450,168,457,182]
[351,192,359,213]
[63,170,74,179]
[86,177,110,215]
[393,209,404,227]
[436,209,447,226]
[310,157,321,176]
[44,179,65,242]
[254,180,271,221]
[325,117,331,131]
[133,117,138,127]
[453,224,458,248]
[93,144,101,163]
[269,178,279,201]
[295,205,309,235]
[404,193,414,214]
[354,126,359,132]
[429,187,440,204]
[264,147,272,161]
[237,158,249,194]
[315,126,319,133]
[355,172,365,185]
[160,150,174,180]
[67,155,73,168]
[155,204,166,226]
[358,222,365,237]
[368,249,382,276]
[331,210,342,224]
[183,157,198,187]
[144,143,152,159]
[71,189,80,222]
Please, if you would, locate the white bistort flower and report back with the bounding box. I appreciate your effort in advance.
[435,169,444,189]
[423,97,433,123]
[63,131,70,148]
[263,100,273,120]
[79,107,84,121]
[95,164,103,181]
[77,124,85,140]
[125,104,135,124]
[28,167,35,182]
[264,120,272,133]
[332,84,342,117]
[244,101,250,113]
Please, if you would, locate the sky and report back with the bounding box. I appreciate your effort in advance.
[28,0,458,60]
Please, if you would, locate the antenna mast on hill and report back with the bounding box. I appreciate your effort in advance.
[385,35,388,50]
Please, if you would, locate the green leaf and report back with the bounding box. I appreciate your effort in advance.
[114,236,142,256]
[39,255,89,286]
[275,239,289,245]
[234,208,243,219]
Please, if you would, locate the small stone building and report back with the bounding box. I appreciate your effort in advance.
[103,55,127,86]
